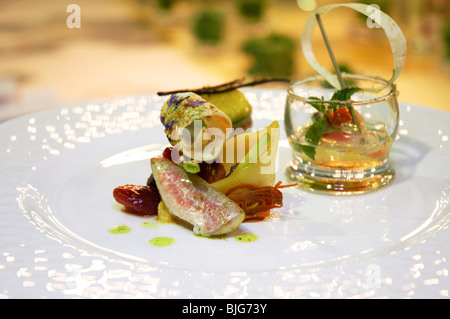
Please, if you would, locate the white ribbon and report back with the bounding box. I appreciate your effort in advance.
[301,3,407,89]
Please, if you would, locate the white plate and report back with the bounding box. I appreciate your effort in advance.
[1,89,449,298]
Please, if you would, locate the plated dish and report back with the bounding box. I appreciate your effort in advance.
[112,87,295,238]
[1,89,449,298]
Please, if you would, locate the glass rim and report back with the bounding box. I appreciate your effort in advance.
[287,74,397,106]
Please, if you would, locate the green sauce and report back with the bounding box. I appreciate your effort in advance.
[148,236,176,247]
[140,221,161,229]
[195,234,227,240]
[234,233,258,242]
[108,225,131,234]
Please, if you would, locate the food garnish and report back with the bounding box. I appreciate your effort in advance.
[301,3,406,90]
[160,92,232,162]
[157,78,290,130]
[212,120,280,193]
[156,77,290,96]
[225,181,297,221]
[294,3,407,161]
[157,201,174,224]
[296,87,365,160]
[199,90,253,129]
[113,184,160,216]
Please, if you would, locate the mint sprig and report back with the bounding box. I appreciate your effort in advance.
[303,115,327,160]
[330,87,361,107]
[299,87,361,160]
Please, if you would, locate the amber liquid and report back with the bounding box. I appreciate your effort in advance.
[290,122,392,167]
[287,124,394,194]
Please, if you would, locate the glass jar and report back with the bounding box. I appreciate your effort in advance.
[284,74,399,195]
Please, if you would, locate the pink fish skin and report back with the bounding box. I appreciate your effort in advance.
[150,157,245,236]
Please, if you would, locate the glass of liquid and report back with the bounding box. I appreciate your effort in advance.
[284,74,399,195]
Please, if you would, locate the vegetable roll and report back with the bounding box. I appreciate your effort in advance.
[160,92,232,162]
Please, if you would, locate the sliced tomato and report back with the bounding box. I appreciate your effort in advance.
[367,149,388,159]
[322,131,353,142]
[328,107,364,128]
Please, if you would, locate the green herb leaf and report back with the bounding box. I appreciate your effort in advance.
[306,116,327,145]
[331,87,361,101]
[302,145,316,160]
[301,116,327,160]
[306,96,325,113]
[329,87,361,112]
[294,144,317,161]
[302,87,361,160]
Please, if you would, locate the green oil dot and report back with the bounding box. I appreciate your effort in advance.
[108,225,131,234]
[195,233,226,240]
[234,233,258,242]
[148,236,176,247]
[140,221,161,229]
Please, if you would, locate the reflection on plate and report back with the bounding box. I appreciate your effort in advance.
[1,90,449,298]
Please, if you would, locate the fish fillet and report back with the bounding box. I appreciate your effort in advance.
[151,157,245,236]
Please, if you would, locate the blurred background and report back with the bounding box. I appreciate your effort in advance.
[0,0,449,121]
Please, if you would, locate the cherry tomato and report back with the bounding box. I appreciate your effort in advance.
[328,107,364,128]
[113,184,160,216]
[162,146,182,162]
[322,131,353,142]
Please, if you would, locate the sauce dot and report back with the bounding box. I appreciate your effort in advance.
[108,225,131,234]
[148,236,175,247]
[140,221,160,229]
[234,233,258,242]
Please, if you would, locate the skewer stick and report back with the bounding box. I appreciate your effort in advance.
[315,14,345,89]
[315,13,362,132]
